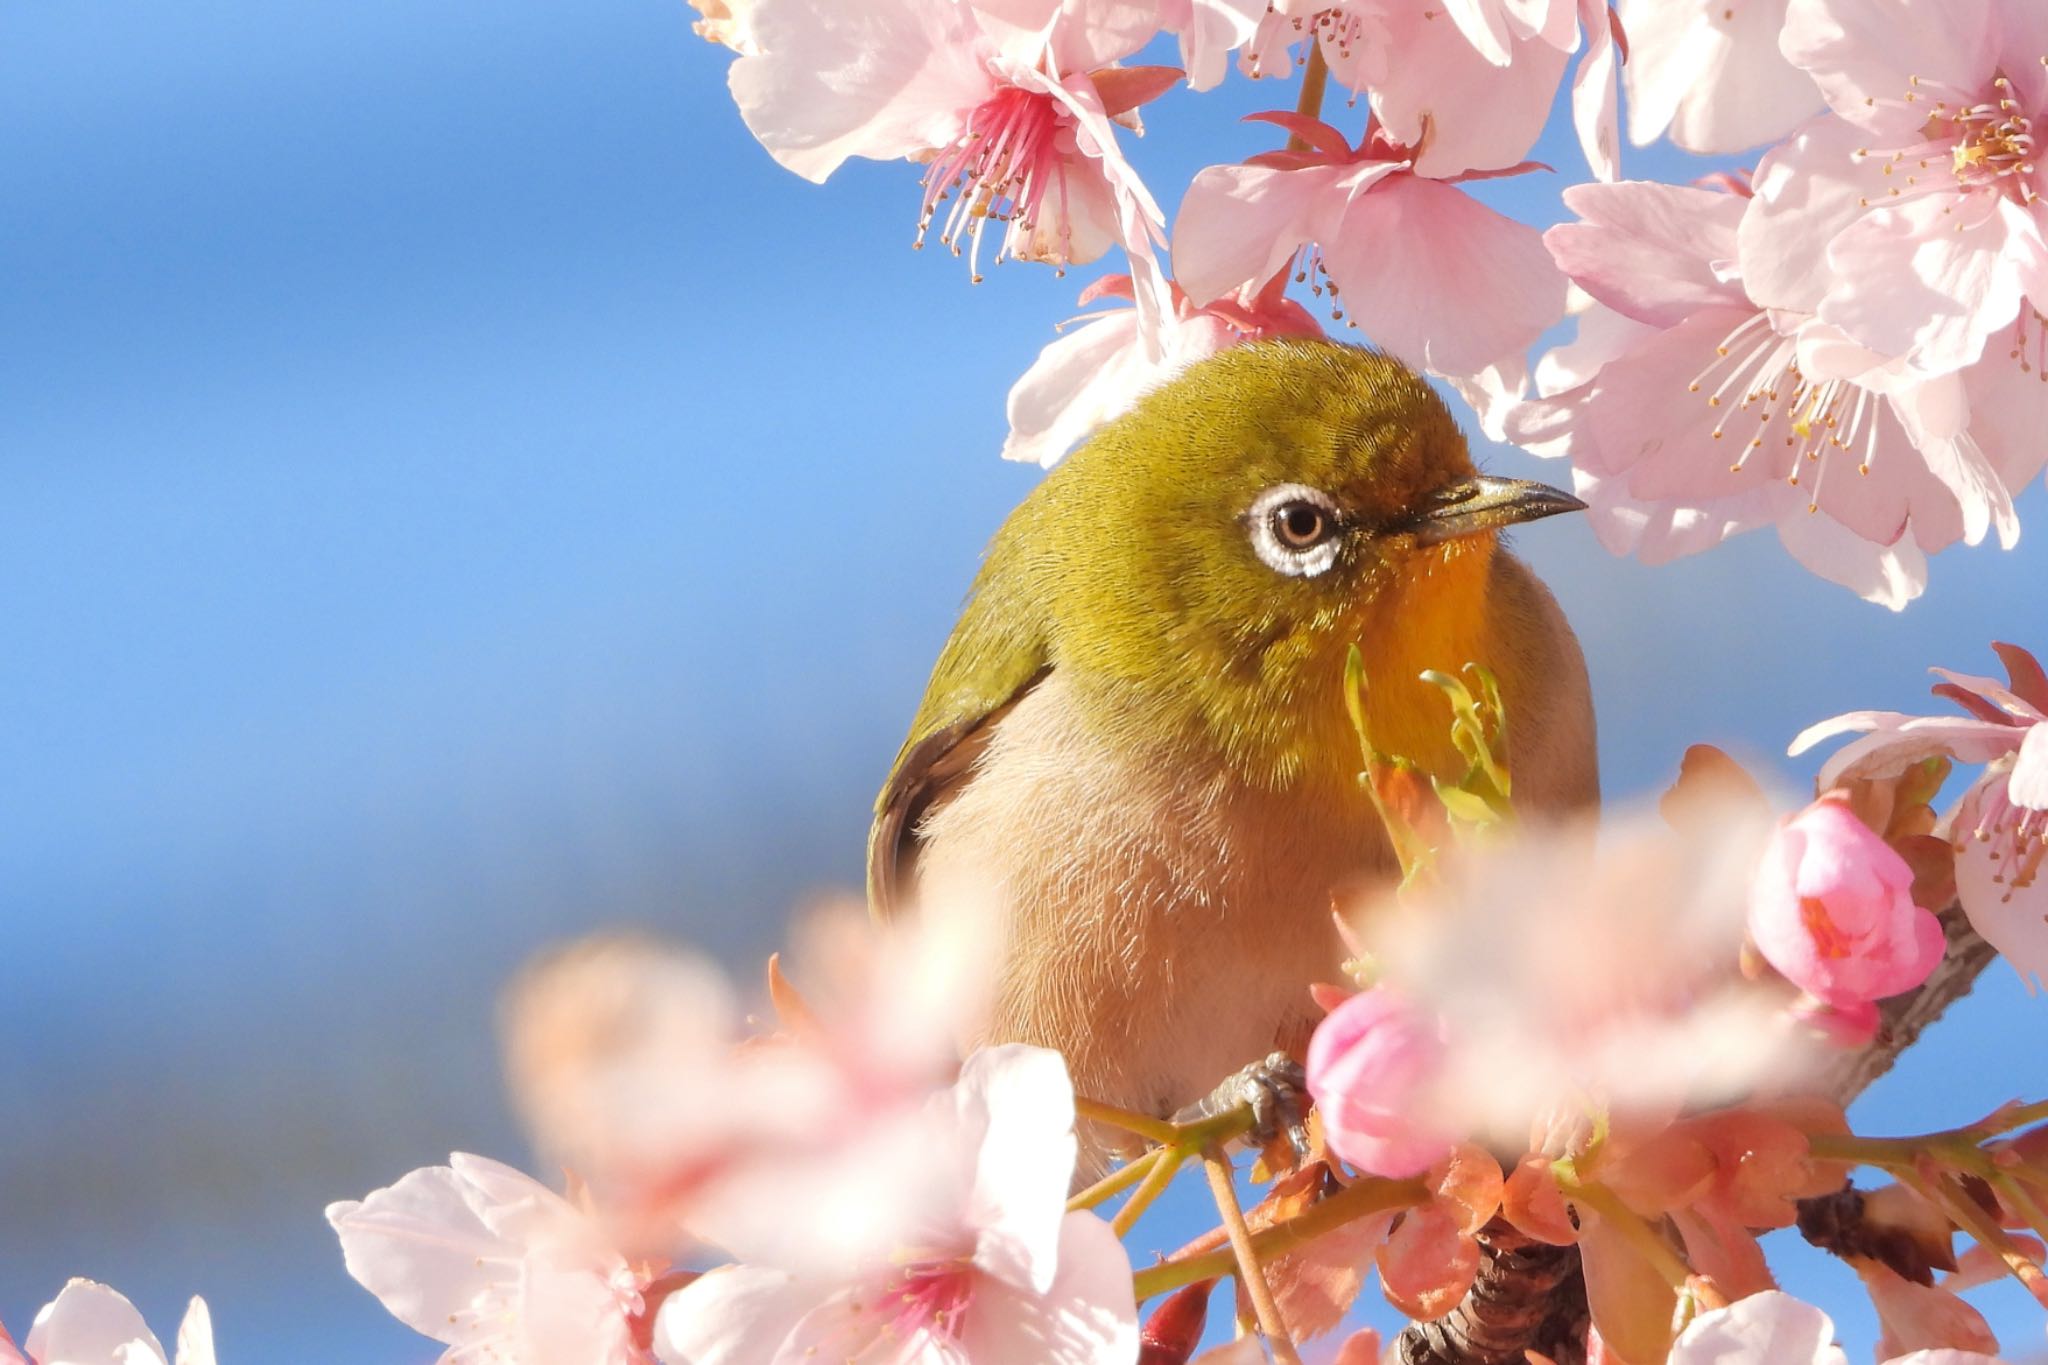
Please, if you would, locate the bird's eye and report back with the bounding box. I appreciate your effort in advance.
[1245,483,1344,578]
[1273,501,1331,549]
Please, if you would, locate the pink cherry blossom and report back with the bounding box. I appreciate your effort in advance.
[1737,0,2048,379]
[726,0,1171,280]
[12,1282,214,1365]
[1616,0,1821,154]
[1791,644,2048,987]
[498,908,998,1273]
[1173,113,1566,381]
[1748,794,1945,1036]
[653,1046,1138,1365]
[1673,1290,2009,1365]
[1234,0,1611,180]
[1306,988,1455,1178]
[1161,0,1269,91]
[1002,270,1322,467]
[327,1153,670,1365]
[1507,176,2026,607]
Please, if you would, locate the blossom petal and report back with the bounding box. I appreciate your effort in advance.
[1620,0,1820,153]
[653,1265,818,1365]
[1570,0,1620,181]
[1820,190,2023,377]
[2011,724,2048,810]
[960,1044,1079,1296]
[728,0,990,183]
[1780,0,1998,140]
[172,1301,214,1365]
[326,1163,510,1344]
[958,1213,1139,1365]
[1668,1291,1847,1365]
[24,1281,169,1365]
[1547,181,1746,327]
[1368,11,1569,177]
[1172,161,1364,306]
[1323,175,1566,378]
[1738,115,1897,314]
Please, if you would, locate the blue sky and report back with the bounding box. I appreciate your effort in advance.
[2,2,2042,1359]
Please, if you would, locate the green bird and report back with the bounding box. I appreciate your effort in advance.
[870,339,1598,1165]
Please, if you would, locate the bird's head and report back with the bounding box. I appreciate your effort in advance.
[1011,337,1583,788]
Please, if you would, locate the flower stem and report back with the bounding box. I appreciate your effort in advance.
[1113,1145,1190,1238]
[1807,1099,2048,1172]
[1899,1165,2048,1308]
[1285,44,1330,153]
[1134,1173,1427,1301]
[1070,1147,1163,1213]
[1561,1179,1695,1292]
[1075,1097,1182,1146]
[1202,1146,1303,1365]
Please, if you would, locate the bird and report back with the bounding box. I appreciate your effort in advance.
[869,339,1598,1166]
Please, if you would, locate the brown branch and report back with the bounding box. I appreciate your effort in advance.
[1393,901,1995,1365]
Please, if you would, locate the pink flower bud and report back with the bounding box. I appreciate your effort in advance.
[1748,796,1945,1023]
[1305,989,1451,1178]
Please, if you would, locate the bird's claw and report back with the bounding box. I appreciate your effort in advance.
[1172,1051,1311,1161]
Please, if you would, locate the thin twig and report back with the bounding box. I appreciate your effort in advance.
[1114,1146,1189,1239]
[1135,1173,1427,1300]
[1284,44,1330,153]
[1076,1097,1181,1146]
[1071,1147,1162,1213]
[1202,1146,1303,1365]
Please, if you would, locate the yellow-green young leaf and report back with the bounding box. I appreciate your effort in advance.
[1432,781,1502,827]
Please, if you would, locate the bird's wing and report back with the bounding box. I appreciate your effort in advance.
[868,586,1051,921]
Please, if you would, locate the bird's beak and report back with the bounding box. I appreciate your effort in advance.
[1405,475,1587,545]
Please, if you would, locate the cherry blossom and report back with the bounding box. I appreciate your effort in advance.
[1507,177,2018,607]
[327,1153,669,1365]
[725,0,1171,282]
[498,908,996,1272]
[10,1281,214,1365]
[1002,271,1321,467]
[652,1046,1138,1365]
[1738,0,2048,380]
[1174,114,1566,381]
[1748,794,1945,1037]
[1161,0,1269,92]
[1306,988,1454,1178]
[1792,643,2048,987]
[1616,0,1821,154]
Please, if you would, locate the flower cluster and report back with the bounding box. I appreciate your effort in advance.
[698,0,2048,602]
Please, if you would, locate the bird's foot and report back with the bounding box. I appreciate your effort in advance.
[1171,1051,1311,1163]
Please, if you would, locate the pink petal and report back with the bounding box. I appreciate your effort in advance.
[958,1214,1139,1365]
[1170,0,1267,91]
[1570,0,1621,181]
[1738,115,1898,314]
[25,1281,171,1365]
[1547,180,1746,327]
[2011,724,2048,809]
[1780,0,1998,140]
[1820,189,2023,377]
[1322,174,1567,378]
[1960,320,2048,496]
[1171,161,1359,307]
[653,1265,822,1365]
[1622,0,1819,153]
[728,0,990,183]
[1002,308,1152,467]
[1367,11,1569,177]
[326,1165,513,1345]
[1779,515,1930,609]
[1667,1291,1846,1365]
[174,1300,216,1365]
[960,1045,1079,1297]
[1806,716,2024,787]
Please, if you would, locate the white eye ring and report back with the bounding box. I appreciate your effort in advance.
[1245,483,1344,578]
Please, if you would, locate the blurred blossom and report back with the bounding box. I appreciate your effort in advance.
[499,902,996,1270]
[1668,1292,1850,1365]
[1792,644,2048,986]
[1304,988,1453,1178]
[1002,271,1321,467]
[724,0,1171,283]
[10,1281,214,1365]
[687,0,759,54]
[327,1154,667,1365]
[1346,804,1816,1149]
[1748,795,1945,1037]
[653,1046,1137,1365]
[1173,114,1567,383]
[1616,0,1819,154]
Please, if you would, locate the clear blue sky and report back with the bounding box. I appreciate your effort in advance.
[1,2,2041,1359]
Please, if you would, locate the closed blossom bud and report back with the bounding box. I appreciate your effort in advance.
[1748,795,1945,1033]
[1305,988,1452,1178]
